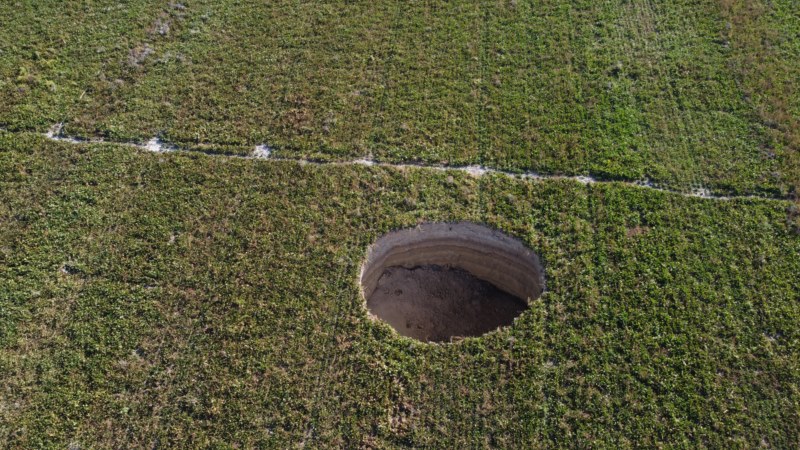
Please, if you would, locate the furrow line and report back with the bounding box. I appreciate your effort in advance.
[1,124,788,202]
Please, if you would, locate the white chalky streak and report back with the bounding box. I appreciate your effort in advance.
[253,145,272,159]
[26,126,786,202]
[144,137,173,153]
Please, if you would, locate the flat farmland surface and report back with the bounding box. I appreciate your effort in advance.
[1,0,799,448]
[1,133,799,447]
[1,0,797,194]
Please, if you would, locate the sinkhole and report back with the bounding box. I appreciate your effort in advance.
[360,222,545,343]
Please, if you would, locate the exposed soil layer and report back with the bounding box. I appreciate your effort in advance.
[368,265,528,342]
[361,222,544,301]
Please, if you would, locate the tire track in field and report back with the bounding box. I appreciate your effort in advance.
[640,0,704,187]
[292,2,402,444]
[615,0,704,188]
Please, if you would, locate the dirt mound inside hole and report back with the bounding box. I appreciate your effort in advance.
[367,264,528,342]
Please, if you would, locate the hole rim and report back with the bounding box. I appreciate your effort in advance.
[359,221,546,344]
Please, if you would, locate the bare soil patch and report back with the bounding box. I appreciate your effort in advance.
[368,265,528,342]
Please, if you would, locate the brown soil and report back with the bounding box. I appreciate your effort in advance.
[366,264,528,343]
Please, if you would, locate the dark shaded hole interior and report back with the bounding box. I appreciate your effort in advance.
[367,264,528,342]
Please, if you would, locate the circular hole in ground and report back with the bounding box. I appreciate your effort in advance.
[360,222,545,343]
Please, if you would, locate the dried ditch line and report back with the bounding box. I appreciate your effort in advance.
[19,124,788,203]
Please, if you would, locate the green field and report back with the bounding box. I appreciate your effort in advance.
[2,0,798,194]
[1,0,799,448]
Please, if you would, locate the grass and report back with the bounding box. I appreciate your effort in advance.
[0,0,794,195]
[718,0,800,227]
[1,0,799,447]
[1,132,798,447]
